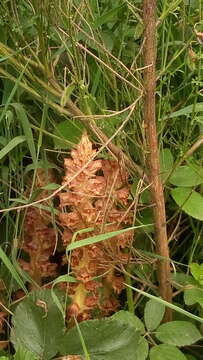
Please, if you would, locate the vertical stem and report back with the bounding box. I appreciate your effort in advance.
[143,0,172,321]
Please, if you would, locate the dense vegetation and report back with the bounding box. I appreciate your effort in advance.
[0,0,203,359]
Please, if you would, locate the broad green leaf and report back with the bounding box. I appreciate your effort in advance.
[160,148,174,182]
[53,119,84,149]
[136,337,149,360]
[12,103,37,164]
[166,103,203,118]
[93,5,124,28]
[144,299,165,331]
[59,318,140,360]
[184,287,203,307]
[169,166,203,187]
[156,321,202,346]
[190,263,203,285]
[0,136,25,161]
[111,310,145,334]
[100,31,115,51]
[12,289,65,360]
[150,344,186,360]
[171,188,203,221]
[14,346,38,360]
[171,272,196,287]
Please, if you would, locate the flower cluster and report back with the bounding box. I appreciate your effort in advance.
[59,133,132,321]
[19,169,57,286]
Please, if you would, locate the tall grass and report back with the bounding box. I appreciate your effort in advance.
[0,0,203,355]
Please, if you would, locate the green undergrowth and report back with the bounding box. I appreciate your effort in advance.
[0,0,203,359]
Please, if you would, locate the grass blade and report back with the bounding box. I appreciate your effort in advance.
[0,136,25,160]
[0,247,27,294]
[12,103,37,164]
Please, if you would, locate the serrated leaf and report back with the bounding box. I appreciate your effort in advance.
[144,299,165,331]
[169,166,203,187]
[59,318,140,360]
[150,344,186,360]
[111,310,145,334]
[11,289,65,360]
[171,188,203,221]
[156,321,202,346]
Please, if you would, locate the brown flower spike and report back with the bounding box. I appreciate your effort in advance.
[59,133,133,322]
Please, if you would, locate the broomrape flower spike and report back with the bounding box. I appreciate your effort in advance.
[59,132,134,323]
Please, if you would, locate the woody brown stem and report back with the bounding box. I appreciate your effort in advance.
[143,0,172,321]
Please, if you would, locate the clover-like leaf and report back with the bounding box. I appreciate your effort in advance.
[11,289,65,360]
[60,318,140,360]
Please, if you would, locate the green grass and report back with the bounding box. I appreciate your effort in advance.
[0,0,203,358]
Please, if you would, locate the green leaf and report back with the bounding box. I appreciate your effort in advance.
[171,188,203,221]
[111,310,145,334]
[160,148,174,182]
[184,287,203,307]
[185,355,197,360]
[0,247,27,294]
[125,285,203,324]
[169,166,203,187]
[190,263,203,285]
[12,289,65,360]
[150,344,186,360]
[51,275,75,317]
[136,337,149,360]
[0,136,26,161]
[93,5,125,29]
[14,346,38,360]
[166,103,203,118]
[60,83,76,107]
[41,183,60,190]
[12,103,37,164]
[67,224,151,251]
[156,321,202,346]
[144,299,165,331]
[53,119,84,149]
[59,318,140,360]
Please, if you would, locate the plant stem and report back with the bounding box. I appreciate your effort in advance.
[143,0,172,321]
